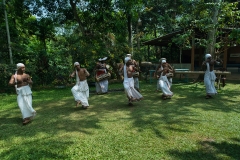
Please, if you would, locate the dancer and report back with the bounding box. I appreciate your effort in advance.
[202,54,222,99]
[123,57,143,105]
[157,61,173,100]
[70,62,90,108]
[8,63,36,125]
[155,58,174,91]
[125,54,140,92]
[95,57,110,94]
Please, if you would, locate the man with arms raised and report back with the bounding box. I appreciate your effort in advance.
[125,54,140,92]
[70,62,90,108]
[123,57,143,106]
[157,60,173,100]
[202,54,222,99]
[155,58,174,91]
[9,63,36,125]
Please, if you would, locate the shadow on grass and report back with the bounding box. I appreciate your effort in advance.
[0,81,239,159]
[168,137,240,160]
[0,137,73,159]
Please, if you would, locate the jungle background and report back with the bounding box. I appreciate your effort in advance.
[1,0,240,93]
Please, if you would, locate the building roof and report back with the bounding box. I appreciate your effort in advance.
[142,28,237,47]
[142,30,183,46]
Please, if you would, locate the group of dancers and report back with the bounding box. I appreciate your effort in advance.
[8,53,221,125]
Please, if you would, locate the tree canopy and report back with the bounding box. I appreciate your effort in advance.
[0,0,239,90]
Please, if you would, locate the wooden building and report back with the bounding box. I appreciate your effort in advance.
[142,29,240,72]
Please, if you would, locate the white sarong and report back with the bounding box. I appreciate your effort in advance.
[156,66,172,90]
[123,65,143,100]
[204,63,217,95]
[168,77,172,88]
[71,80,89,106]
[16,85,36,119]
[157,79,161,91]
[133,77,139,90]
[159,74,173,96]
[95,79,108,93]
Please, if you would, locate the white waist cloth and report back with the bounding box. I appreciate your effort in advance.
[133,77,139,89]
[157,77,172,90]
[123,77,143,100]
[71,80,89,106]
[159,75,173,96]
[95,79,108,93]
[204,63,217,95]
[16,85,35,119]
[204,71,217,95]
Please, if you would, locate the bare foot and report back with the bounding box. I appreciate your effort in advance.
[76,101,81,107]
[23,118,31,125]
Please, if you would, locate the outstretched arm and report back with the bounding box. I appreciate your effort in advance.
[70,72,75,78]
[8,75,15,86]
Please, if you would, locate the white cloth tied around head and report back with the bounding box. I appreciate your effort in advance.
[74,62,80,66]
[17,63,25,69]
[126,54,132,58]
[162,60,166,63]
[205,54,211,60]
[102,57,107,61]
[99,57,107,61]
[125,57,131,64]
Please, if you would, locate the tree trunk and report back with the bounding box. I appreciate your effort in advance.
[127,13,132,55]
[3,0,13,64]
[70,0,84,34]
[206,0,221,57]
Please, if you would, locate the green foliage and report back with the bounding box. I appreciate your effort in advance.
[1,0,240,89]
[0,64,15,93]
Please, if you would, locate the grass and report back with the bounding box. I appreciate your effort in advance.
[0,81,240,160]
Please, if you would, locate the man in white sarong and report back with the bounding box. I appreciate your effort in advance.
[9,63,36,125]
[123,57,143,106]
[125,54,140,92]
[95,57,109,94]
[202,54,222,99]
[70,62,90,108]
[155,58,174,91]
[157,60,173,100]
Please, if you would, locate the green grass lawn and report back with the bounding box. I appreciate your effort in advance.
[0,81,240,160]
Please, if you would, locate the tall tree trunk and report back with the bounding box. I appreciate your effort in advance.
[127,13,132,55]
[3,0,13,64]
[70,0,84,34]
[206,0,221,57]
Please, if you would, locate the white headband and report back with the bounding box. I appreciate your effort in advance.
[74,62,80,66]
[126,54,132,57]
[16,63,25,69]
[159,58,166,62]
[162,60,166,63]
[125,57,131,64]
[102,57,107,61]
[205,54,211,60]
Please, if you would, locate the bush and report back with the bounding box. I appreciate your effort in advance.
[0,63,16,93]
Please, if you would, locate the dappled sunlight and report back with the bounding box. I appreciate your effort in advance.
[168,137,240,160]
[0,82,239,159]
